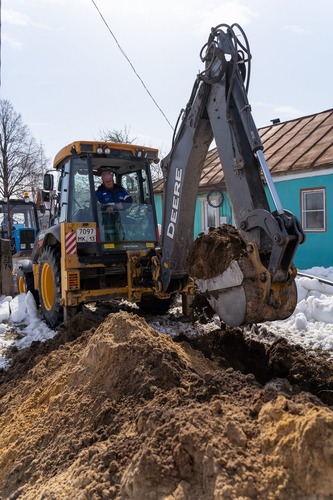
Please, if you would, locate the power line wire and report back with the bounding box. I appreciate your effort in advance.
[90,0,174,130]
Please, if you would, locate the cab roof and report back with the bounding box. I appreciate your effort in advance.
[53,141,159,170]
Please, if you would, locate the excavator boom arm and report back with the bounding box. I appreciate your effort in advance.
[160,23,304,325]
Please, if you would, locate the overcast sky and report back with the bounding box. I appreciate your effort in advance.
[2,0,333,165]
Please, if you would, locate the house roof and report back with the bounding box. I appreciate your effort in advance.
[259,108,333,176]
[154,108,333,193]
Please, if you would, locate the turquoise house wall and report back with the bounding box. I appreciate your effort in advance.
[154,194,163,227]
[193,197,202,237]
[154,192,233,238]
[154,172,332,270]
[153,194,203,237]
[267,174,333,270]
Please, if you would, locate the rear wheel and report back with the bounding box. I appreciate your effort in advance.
[38,246,63,328]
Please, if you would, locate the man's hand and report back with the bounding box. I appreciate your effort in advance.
[103,203,116,213]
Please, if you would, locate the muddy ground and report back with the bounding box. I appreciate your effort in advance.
[0,300,332,499]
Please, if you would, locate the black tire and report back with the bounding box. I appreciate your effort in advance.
[38,246,63,328]
[16,269,40,306]
[137,294,173,315]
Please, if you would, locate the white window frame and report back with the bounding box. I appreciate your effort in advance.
[201,196,220,232]
[301,188,326,232]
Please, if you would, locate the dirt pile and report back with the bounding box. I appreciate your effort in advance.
[0,311,333,499]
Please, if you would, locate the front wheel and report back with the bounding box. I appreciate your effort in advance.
[38,246,63,328]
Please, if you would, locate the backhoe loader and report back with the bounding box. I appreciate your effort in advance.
[19,23,304,327]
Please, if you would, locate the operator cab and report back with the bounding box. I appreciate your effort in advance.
[46,141,160,253]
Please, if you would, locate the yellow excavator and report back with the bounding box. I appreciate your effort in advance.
[18,23,304,327]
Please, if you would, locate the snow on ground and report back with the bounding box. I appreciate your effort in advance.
[258,267,333,355]
[1,267,333,370]
[0,292,55,370]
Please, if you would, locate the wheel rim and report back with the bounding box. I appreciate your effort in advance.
[41,262,55,311]
[18,275,26,294]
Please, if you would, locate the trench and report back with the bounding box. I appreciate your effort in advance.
[173,326,333,406]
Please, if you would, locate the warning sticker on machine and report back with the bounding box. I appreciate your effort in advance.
[76,227,96,242]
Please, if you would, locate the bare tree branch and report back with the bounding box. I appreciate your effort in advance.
[98,126,163,180]
[98,126,136,144]
[0,100,49,201]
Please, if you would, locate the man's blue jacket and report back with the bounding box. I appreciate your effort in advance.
[96,184,132,204]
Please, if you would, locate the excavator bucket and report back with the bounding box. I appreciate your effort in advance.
[188,225,297,326]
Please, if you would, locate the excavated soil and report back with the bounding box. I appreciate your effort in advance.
[0,303,333,499]
[188,225,247,280]
[0,224,332,499]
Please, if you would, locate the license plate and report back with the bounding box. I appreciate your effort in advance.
[76,227,96,242]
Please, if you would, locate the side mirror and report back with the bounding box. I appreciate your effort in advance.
[43,173,54,191]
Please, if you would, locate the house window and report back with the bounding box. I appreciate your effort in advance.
[301,188,326,231]
[201,198,218,231]
[201,192,227,232]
